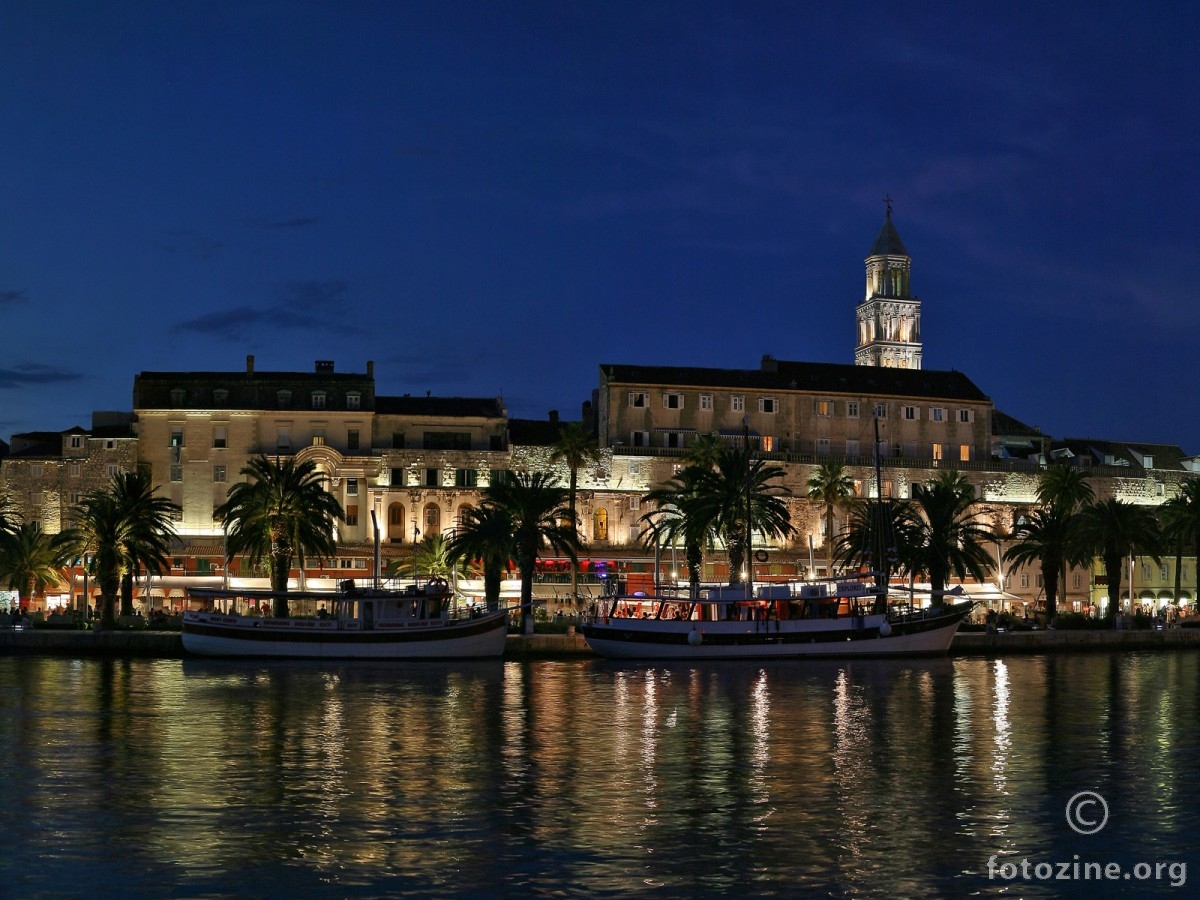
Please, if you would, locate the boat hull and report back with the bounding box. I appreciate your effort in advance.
[181,610,509,659]
[581,602,973,660]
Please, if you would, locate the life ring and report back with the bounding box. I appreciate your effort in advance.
[427,576,449,594]
[754,550,769,563]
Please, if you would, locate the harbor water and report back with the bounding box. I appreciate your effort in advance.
[1,651,1197,897]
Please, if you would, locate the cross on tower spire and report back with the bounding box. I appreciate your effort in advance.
[883,194,893,217]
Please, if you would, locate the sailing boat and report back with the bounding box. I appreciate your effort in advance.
[580,420,975,660]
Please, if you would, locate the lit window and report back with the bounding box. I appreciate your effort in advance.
[762,436,775,451]
[345,505,359,526]
[312,430,326,446]
[170,427,184,448]
[959,444,971,462]
[816,400,831,417]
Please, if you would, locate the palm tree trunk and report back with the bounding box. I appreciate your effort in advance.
[568,472,579,610]
[120,570,135,617]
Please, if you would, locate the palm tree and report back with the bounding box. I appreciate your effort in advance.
[1036,464,1095,514]
[110,469,179,617]
[906,470,994,599]
[1161,478,1200,612]
[682,433,723,470]
[640,466,717,598]
[477,471,579,633]
[446,504,516,612]
[389,532,470,583]
[689,445,793,587]
[214,455,344,618]
[1074,498,1163,624]
[807,461,856,575]
[548,422,602,608]
[0,522,75,612]
[833,497,916,611]
[72,491,132,630]
[1003,507,1077,623]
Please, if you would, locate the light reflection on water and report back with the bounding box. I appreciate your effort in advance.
[1,652,1198,897]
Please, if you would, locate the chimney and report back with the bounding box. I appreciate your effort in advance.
[761,354,778,373]
[246,355,254,374]
[316,360,335,373]
[367,360,374,378]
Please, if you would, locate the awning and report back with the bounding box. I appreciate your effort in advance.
[653,427,696,433]
[719,428,760,437]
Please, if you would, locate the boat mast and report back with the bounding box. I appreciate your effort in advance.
[744,416,753,599]
[873,415,889,611]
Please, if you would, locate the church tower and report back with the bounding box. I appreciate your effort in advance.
[855,199,922,369]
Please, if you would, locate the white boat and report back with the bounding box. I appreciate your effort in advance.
[580,577,974,660]
[181,579,509,660]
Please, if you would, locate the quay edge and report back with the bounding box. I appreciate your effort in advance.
[5,629,1200,659]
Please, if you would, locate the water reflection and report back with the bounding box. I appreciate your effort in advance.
[1,653,1198,897]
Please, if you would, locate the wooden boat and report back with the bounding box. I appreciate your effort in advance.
[580,577,974,660]
[181,578,509,659]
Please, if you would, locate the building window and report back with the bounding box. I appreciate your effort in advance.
[958,409,974,423]
[762,436,774,451]
[346,477,359,497]
[699,394,713,411]
[425,506,440,528]
[389,505,404,526]
[1020,573,1029,588]
[70,435,82,449]
[1161,564,1169,580]
[931,407,945,422]
[816,399,832,417]
[170,427,184,447]
[312,431,326,446]
[277,390,292,408]
[424,432,471,451]
[846,439,859,456]
[816,437,830,455]
[663,392,683,409]
[903,406,918,420]
[346,392,361,410]
[425,468,440,487]
[390,467,406,487]
[629,496,640,511]
[959,444,971,462]
[213,389,229,406]
[31,464,42,478]
[594,508,608,541]
[491,468,511,486]
[847,401,859,418]
[731,395,744,412]
[69,462,81,478]
[311,391,327,409]
[213,426,227,449]
[277,428,291,450]
[213,466,226,483]
[455,468,477,488]
[628,392,647,408]
[664,431,685,448]
[170,388,186,406]
[170,466,183,482]
[392,432,404,449]
[932,443,945,461]
[1073,573,1082,588]
[345,504,359,527]
[759,397,777,414]
[631,431,649,447]
[347,428,360,451]
[873,402,888,419]
[107,464,120,478]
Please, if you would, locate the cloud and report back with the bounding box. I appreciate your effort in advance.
[0,364,82,389]
[243,215,321,229]
[170,280,363,340]
[0,289,28,305]
[159,230,225,260]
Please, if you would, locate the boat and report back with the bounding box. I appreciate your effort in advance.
[579,577,975,660]
[581,416,974,660]
[181,578,509,659]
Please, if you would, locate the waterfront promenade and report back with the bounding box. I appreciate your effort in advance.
[4,626,1200,658]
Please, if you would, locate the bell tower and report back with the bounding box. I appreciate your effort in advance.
[855,198,922,369]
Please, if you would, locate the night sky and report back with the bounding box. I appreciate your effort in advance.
[2,3,1198,451]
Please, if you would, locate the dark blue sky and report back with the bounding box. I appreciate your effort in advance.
[2,2,1198,450]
